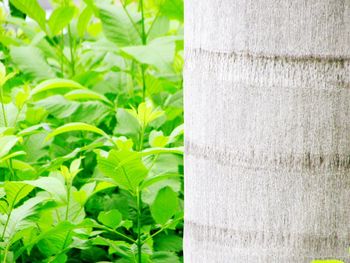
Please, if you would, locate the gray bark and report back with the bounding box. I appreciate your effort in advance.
[184,0,350,262]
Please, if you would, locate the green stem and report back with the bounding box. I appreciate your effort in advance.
[6,160,15,181]
[142,216,183,244]
[136,189,142,263]
[60,31,65,76]
[0,85,8,127]
[139,0,147,101]
[121,0,142,39]
[65,183,71,221]
[141,65,147,101]
[140,0,146,45]
[98,226,136,243]
[138,125,145,151]
[2,242,10,263]
[67,24,75,76]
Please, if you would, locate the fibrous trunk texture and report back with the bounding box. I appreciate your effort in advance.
[184,0,350,262]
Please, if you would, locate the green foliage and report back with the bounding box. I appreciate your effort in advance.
[10,0,46,30]
[0,0,183,262]
[151,187,178,225]
[48,6,76,36]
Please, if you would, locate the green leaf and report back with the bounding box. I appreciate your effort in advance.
[160,0,184,21]
[141,173,180,190]
[98,209,122,229]
[0,159,35,172]
[48,6,76,36]
[97,3,141,46]
[141,147,183,156]
[168,124,184,143]
[10,46,55,81]
[10,0,46,30]
[151,251,180,263]
[97,149,148,192]
[36,221,75,256]
[46,122,109,141]
[154,233,183,252]
[0,151,26,163]
[126,101,164,128]
[3,181,34,207]
[121,37,175,71]
[23,177,67,203]
[149,130,169,147]
[35,95,80,119]
[3,195,49,240]
[31,79,85,97]
[77,6,93,37]
[64,89,112,105]
[0,135,18,159]
[114,108,141,138]
[150,186,178,225]
[147,16,169,41]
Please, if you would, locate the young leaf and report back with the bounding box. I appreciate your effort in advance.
[126,101,164,128]
[98,209,122,229]
[149,130,169,147]
[48,6,76,36]
[77,6,93,37]
[46,122,109,141]
[150,186,178,225]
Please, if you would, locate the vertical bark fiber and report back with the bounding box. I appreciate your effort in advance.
[184,0,350,262]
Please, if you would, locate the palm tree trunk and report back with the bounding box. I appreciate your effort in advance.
[184,0,350,262]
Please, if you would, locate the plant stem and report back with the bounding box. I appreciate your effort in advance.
[60,31,65,77]
[142,216,183,244]
[0,85,8,127]
[65,183,71,221]
[139,0,147,101]
[67,24,75,76]
[2,242,10,263]
[136,189,142,263]
[141,65,147,101]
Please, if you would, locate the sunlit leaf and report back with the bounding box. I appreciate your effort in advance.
[31,79,85,97]
[10,0,46,30]
[48,6,76,36]
[46,122,109,141]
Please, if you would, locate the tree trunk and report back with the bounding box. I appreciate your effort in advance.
[184,0,350,262]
